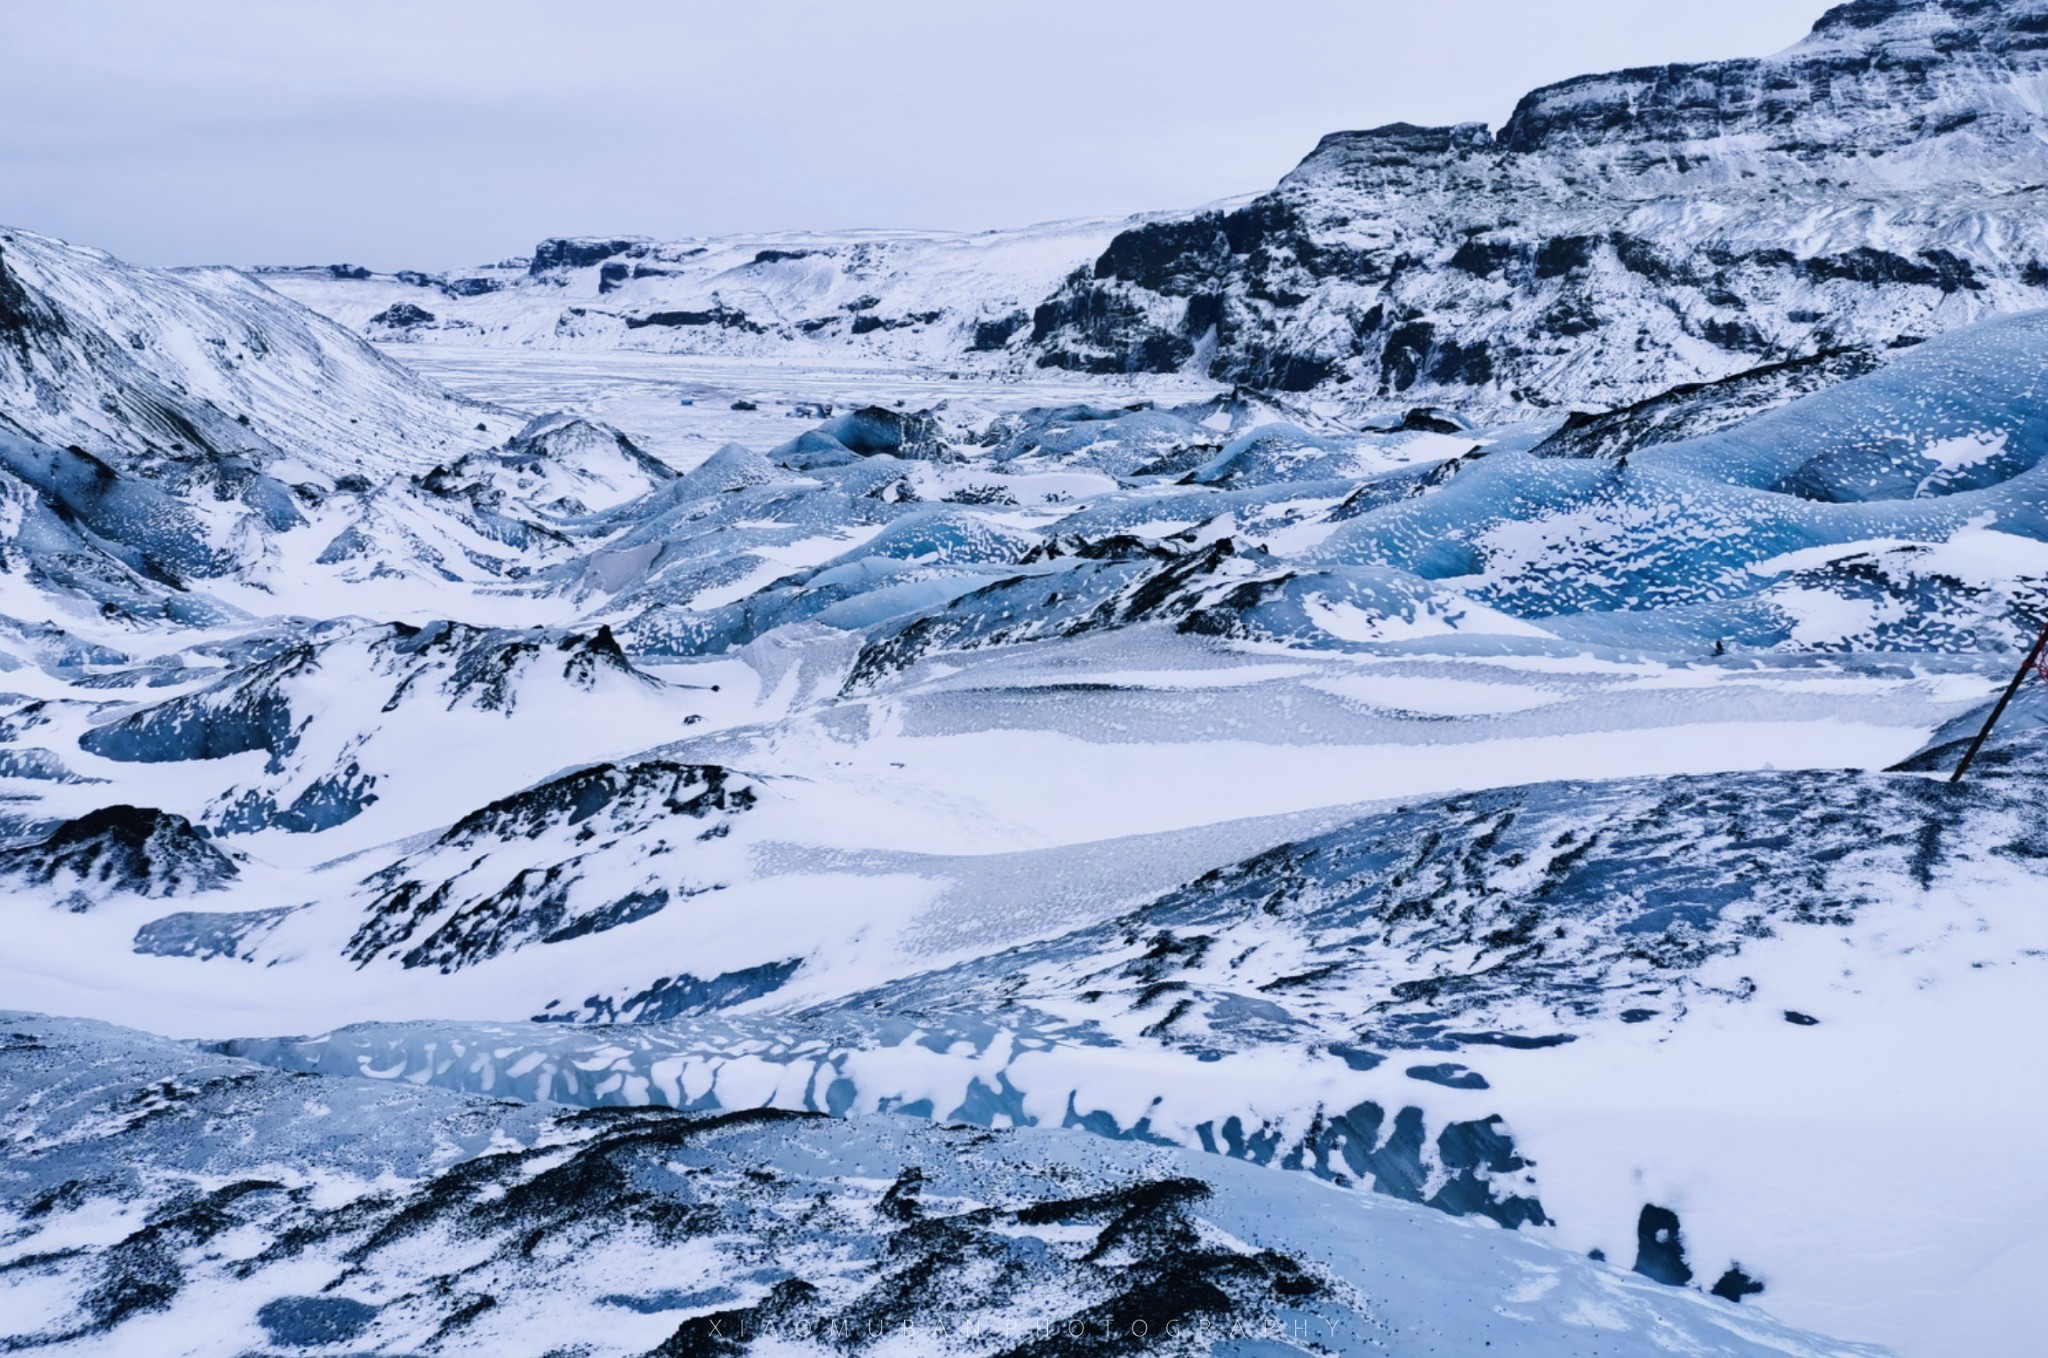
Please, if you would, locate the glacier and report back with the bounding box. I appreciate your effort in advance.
[5,2,2048,1355]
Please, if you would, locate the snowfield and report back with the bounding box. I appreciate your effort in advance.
[6,2,2048,1356]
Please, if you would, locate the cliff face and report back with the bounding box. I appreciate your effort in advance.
[1498,0,2048,166]
[1029,0,2048,413]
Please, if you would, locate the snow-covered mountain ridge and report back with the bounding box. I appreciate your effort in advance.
[258,215,1139,372]
[270,0,2048,420]
[0,228,679,624]
[1032,0,2048,411]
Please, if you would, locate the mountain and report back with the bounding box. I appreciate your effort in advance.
[0,227,494,481]
[1031,0,2048,411]
[0,805,236,907]
[257,216,1140,367]
[7,287,2043,1350]
[270,1,2048,420]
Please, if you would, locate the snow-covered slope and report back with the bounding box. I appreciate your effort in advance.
[0,227,510,483]
[0,1011,1881,1358]
[216,726,2048,1356]
[0,227,692,626]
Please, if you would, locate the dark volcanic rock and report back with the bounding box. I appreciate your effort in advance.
[367,301,436,329]
[625,304,764,333]
[0,1015,1450,1358]
[970,310,1029,351]
[0,805,236,902]
[545,957,803,1023]
[1530,349,1886,460]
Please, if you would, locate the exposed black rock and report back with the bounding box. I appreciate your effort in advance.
[367,301,436,329]
[1399,407,1467,434]
[970,310,1029,351]
[625,304,764,333]
[1531,348,1885,460]
[530,237,645,274]
[1711,1266,1767,1303]
[0,805,237,902]
[849,309,943,335]
[348,759,759,971]
[1032,275,1194,376]
[1633,1205,1693,1287]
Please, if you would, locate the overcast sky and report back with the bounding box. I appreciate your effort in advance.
[1,1,1831,272]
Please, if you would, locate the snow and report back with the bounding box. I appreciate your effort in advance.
[8,5,2048,1352]
[1919,429,2010,473]
[0,1010,1887,1357]
[1308,673,1569,716]
[1483,869,2048,1357]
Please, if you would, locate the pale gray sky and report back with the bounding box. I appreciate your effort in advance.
[0,1,1831,271]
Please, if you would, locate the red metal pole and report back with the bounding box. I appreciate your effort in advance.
[1951,616,2048,784]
